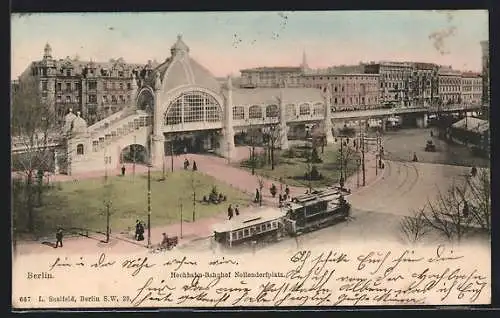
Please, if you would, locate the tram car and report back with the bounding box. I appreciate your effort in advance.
[282,189,351,235]
[213,207,286,247]
[213,189,350,248]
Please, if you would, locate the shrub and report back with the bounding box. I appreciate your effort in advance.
[305,165,323,180]
[308,147,323,163]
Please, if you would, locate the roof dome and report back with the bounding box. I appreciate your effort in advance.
[146,35,221,94]
[171,34,190,56]
[71,112,88,134]
[63,109,77,134]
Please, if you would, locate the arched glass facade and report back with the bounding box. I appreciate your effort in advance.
[285,104,296,119]
[164,91,222,125]
[299,103,311,115]
[313,102,324,116]
[249,105,263,119]
[265,105,279,118]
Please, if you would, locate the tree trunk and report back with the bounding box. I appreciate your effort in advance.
[26,172,34,233]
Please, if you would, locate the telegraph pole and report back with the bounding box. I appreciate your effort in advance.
[339,136,344,185]
[170,140,174,172]
[132,135,137,179]
[362,133,366,186]
[180,199,183,239]
[147,161,152,248]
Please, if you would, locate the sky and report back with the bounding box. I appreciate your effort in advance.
[11,10,488,80]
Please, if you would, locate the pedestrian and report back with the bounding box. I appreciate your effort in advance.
[121,165,126,176]
[135,220,141,240]
[55,228,63,248]
[285,185,290,197]
[160,233,169,249]
[471,166,477,177]
[235,205,240,216]
[430,130,434,137]
[137,222,145,241]
[228,204,234,220]
[412,152,418,162]
[192,161,198,171]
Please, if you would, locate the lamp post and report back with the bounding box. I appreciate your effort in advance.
[104,149,111,243]
[147,161,152,248]
[133,135,137,179]
[361,132,366,186]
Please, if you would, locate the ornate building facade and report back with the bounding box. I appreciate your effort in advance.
[239,51,309,88]
[301,71,380,111]
[460,72,483,105]
[481,40,489,105]
[17,43,147,126]
[364,61,414,106]
[438,66,462,105]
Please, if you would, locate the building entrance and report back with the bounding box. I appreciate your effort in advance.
[164,130,220,155]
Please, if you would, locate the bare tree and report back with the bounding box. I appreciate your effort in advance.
[422,182,475,242]
[11,76,58,233]
[190,170,202,222]
[257,176,264,206]
[399,209,430,244]
[399,170,490,244]
[463,169,491,232]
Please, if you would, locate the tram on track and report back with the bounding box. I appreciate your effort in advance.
[213,189,351,248]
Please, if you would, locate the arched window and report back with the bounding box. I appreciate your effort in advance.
[265,105,279,118]
[249,105,263,119]
[164,91,222,125]
[232,106,245,120]
[299,103,311,116]
[313,102,324,116]
[285,104,296,119]
[77,144,84,155]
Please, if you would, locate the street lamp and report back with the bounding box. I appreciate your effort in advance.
[103,150,112,243]
[147,157,152,248]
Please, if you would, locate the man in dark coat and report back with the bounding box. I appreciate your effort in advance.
[235,205,240,216]
[228,204,234,220]
[121,165,126,176]
[135,220,141,240]
[55,228,63,248]
[137,222,145,241]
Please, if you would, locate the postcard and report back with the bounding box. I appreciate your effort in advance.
[11,10,491,309]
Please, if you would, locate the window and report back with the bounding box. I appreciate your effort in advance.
[103,82,108,89]
[56,95,62,103]
[76,144,84,155]
[118,71,124,77]
[112,82,116,90]
[111,95,117,104]
[119,95,124,102]
[237,231,242,239]
[76,96,81,103]
[249,105,263,119]
[231,232,237,240]
[102,95,108,103]
[244,229,249,237]
[66,96,71,103]
[57,83,62,91]
[342,98,345,104]
[127,83,131,90]
[334,86,338,92]
[164,91,222,125]
[313,103,324,115]
[285,104,296,119]
[41,81,48,91]
[232,106,245,120]
[66,83,71,91]
[88,81,97,90]
[334,98,338,104]
[92,141,99,152]
[265,104,279,118]
[299,103,310,116]
[88,94,97,103]
[119,82,123,90]
[66,70,71,76]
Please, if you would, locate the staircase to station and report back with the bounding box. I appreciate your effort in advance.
[70,110,154,174]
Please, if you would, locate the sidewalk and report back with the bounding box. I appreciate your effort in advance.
[14,147,384,255]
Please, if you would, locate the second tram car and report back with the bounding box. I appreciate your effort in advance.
[213,189,351,248]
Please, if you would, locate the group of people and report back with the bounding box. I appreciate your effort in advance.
[184,158,198,171]
[227,204,240,220]
[254,185,291,204]
[135,220,145,241]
